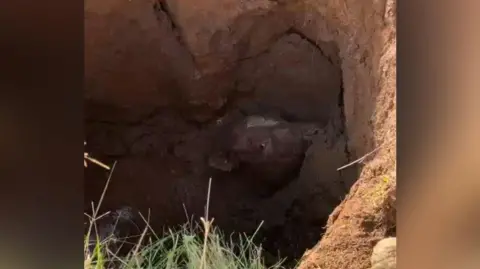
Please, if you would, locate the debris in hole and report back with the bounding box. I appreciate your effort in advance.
[245,115,280,128]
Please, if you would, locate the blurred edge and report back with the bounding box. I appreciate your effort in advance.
[399,0,480,269]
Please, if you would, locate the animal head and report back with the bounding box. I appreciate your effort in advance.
[231,127,274,158]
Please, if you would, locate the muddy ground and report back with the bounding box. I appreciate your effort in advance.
[84,0,396,268]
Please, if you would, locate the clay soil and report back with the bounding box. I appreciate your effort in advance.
[84,0,396,268]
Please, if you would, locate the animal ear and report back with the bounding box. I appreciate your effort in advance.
[262,139,274,154]
[259,143,267,150]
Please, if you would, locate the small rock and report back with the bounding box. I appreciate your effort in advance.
[371,237,396,269]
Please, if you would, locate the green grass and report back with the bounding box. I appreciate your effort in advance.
[85,222,285,269]
[84,161,286,269]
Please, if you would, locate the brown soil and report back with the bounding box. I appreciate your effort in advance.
[84,0,396,268]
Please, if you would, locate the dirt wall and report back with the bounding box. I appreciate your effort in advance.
[295,0,396,268]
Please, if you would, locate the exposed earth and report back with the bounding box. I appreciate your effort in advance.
[84,0,396,268]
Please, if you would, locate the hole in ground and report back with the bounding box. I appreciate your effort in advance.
[84,4,364,266]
